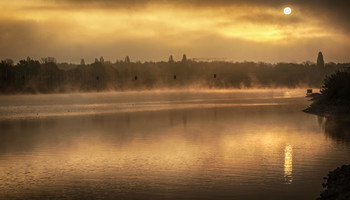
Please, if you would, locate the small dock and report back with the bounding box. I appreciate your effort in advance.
[306,89,313,97]
[306,89,321,98]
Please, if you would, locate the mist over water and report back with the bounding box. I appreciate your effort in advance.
[1,89,350,199]
[0,89,305,120]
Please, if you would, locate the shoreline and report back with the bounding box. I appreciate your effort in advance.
[303,104,350,117]
[304,95,350,199]
[317,165,350,200]
[303,93,350,117]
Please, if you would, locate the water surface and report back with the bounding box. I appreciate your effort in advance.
[1,89,350,199]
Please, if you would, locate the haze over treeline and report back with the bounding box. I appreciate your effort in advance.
[0,55,347,94]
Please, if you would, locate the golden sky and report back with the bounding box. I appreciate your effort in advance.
[1,0,349,63]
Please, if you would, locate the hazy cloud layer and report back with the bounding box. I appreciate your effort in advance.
[1,0,349,63]
[54,0,350,32]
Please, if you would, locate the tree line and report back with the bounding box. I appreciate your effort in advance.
[0,55,347,94]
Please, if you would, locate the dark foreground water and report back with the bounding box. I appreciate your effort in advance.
[0,89,350,200]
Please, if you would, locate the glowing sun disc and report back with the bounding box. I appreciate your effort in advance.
[284,7,292,15]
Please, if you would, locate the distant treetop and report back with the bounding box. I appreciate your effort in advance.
[317,52,325,68]
[168,55,174,63]
[182,54,187,63]
[41,57,56,64]
[125,56,130,64]
[99,56,104,64]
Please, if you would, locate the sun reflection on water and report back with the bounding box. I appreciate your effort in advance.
[284,144,293,184]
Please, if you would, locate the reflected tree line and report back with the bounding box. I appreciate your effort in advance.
[0,54,347,93]
[318,116,350,144]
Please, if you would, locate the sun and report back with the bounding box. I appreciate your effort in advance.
[284,7,292,15]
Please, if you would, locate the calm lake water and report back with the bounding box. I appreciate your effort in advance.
[1,89,350,200]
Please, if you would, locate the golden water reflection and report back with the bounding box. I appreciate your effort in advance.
[1,91,349,200]
[284,144,293,184]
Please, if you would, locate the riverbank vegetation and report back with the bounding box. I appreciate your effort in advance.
[317,164,350,200]
[304,70,350,115]
[0,56,347,94]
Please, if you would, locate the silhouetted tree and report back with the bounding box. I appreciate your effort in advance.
[41,57,56,64]
[182,54,187,63]
[320,71,350,103]
[317,52,325,68]
[306,70,350,114]
[95,58,99,63]
[125,56,130,64]
[80,59,85,66]
[2,59,14,66]
[168,55,174,63]
[100,56,104,63]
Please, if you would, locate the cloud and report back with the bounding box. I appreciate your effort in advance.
[1,0,349,63]
[54,0,350,9]
[1,16,349,64]
[50,0,350,33]
[0,19,47,59]
[16,0,350,35]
